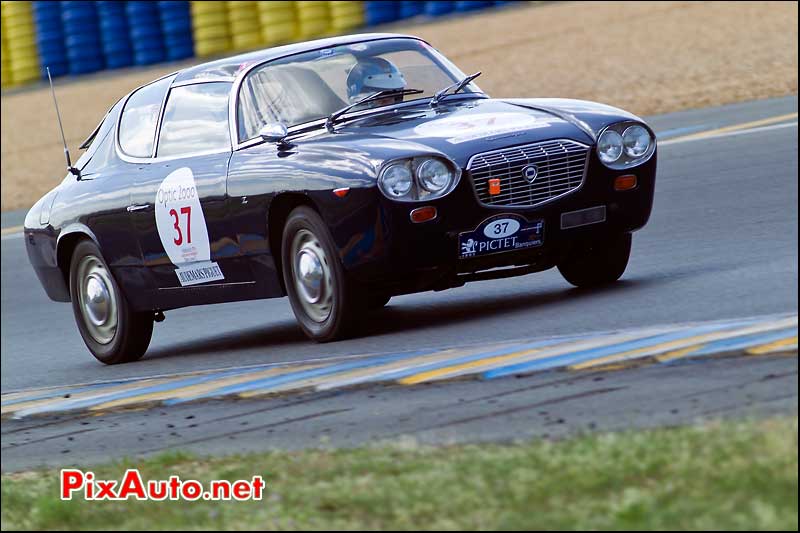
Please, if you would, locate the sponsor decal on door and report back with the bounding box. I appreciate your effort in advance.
[155,167,224,286]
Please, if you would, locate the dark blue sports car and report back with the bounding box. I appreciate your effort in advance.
[25,33,657,364]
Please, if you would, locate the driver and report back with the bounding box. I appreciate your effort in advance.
[346,57,406,108]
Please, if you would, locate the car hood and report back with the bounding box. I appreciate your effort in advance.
[297,98,597,168]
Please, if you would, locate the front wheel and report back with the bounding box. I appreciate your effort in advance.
[557,233,632,288]
[69,240,153,364]
[281,206,363,342]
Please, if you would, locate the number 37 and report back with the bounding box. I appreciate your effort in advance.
[169,206,192,245]
[493,222,509,235]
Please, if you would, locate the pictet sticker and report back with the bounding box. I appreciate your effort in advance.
[155,167,224,286]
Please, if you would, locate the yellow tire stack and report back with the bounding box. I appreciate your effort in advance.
[1,0,39,86]
[295,1,331,40]
[328,1,363,33]
[227,1,261,51]
[191,1,230,57]
[1,21,10,88]
[257,1,296,46]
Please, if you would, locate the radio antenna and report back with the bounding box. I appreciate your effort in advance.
[46,67,80,178]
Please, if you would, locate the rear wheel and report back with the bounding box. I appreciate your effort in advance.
[557,232,632,288]
[69,240,153,364]
[281,206,363,342]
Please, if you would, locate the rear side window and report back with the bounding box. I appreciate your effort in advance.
[118,76,173,158]
[80,128,115,177]
[156,82,231,158]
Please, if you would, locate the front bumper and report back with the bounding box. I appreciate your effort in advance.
[324,151,657,295]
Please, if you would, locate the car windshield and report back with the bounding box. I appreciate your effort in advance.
[237,38,480,142]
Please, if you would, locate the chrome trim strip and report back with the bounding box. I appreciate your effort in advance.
[151,84,172,158]
[157,280,256,291]
[117,147,232,165]
[237,137,267,150]
[172,77,235,87]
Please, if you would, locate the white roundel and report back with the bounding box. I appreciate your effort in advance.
[155,167,211,265]
[484,218,521,239]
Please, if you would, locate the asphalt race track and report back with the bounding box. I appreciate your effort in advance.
[1,96,798,470]
[3,353,796,471]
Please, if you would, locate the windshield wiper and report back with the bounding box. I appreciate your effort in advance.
[429,72,482,107]
[325,88,424,132]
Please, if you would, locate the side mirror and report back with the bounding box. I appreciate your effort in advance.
[259,122,288,143]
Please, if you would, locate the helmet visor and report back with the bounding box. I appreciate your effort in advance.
[363,72,406,91]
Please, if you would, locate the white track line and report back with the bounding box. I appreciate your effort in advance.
[659,121,798,146]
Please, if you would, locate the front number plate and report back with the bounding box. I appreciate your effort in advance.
[459,214,544,259]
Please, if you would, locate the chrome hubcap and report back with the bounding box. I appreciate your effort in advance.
[84,274,110,326]
[76,255,118,344]
[297,250,324,303]
[291,229,333,323]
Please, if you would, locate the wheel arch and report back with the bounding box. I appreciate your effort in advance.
[56,225,101,294]
[267,192,322,293]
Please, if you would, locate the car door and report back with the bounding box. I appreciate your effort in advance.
[125,80,252,306]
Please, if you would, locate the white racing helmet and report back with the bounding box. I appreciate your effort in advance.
[346,57,406,103]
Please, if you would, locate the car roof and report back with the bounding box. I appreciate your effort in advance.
[173,33,425,83]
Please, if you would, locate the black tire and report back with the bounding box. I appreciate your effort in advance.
[557,233,632,288]
[69,240,153,364]
[281,206,363,342]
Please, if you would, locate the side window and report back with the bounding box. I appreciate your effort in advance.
[156,82,231,158]
[76,98,125,171]
[119,76,173,158]
[80,128,115,177]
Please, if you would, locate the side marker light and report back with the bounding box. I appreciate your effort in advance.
[614,175,637,191]
[410,206,437,223]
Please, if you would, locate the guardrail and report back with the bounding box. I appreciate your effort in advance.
[0,0,513,88]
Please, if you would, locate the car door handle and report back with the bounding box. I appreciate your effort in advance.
[127,204,150,212]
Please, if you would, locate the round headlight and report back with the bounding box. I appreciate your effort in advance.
[417,158,452,192]
[597,129,623,164]
[380,163,413,197]
[622,125,651,157]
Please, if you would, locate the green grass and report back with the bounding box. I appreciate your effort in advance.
[1,417,797,530]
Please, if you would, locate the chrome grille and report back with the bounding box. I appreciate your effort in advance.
[467,139,590,207]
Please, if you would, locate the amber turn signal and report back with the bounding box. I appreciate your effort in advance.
[410,206,437,223]
[488,178,501,195]
[333,188,350,198]
[614,174,637,191]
